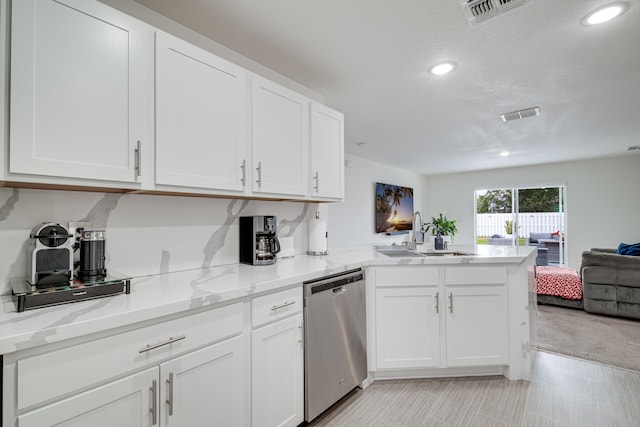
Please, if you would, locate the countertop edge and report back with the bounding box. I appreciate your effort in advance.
[0,245,536,355]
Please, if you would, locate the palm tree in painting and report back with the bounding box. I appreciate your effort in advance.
[401,186,413,200]
[392,186,403,209]
[376,183,414,233]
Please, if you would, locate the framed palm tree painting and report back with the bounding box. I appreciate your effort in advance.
[375,182,414,233]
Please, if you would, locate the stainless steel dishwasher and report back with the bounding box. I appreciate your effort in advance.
[303,268,367,422]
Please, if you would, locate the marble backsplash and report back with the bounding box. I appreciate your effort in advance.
[0,187,318,296]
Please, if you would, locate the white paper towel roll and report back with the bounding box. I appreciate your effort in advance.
[308,218,328,255]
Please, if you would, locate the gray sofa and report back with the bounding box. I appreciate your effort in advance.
[580,248,640,320]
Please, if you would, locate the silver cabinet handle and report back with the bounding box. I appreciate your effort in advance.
[240,159,246,186]
[138,335,186,353]
[435,292,439,314]
[135,140,142,177]
[256,161,262,188]
[166,372,174,416]
[271,301,295,311]
[298,324,303,344]
[313,171,319,192]
[448,293,453,314]
[150,379,158,425]
[72,291,88,296]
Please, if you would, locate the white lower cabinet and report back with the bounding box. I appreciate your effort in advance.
[372,266,509,372]
[16,336,247,427]
[375,287,440,369]
[4,303,249,427]
[445,286,508,367]
[251,315,304,427]
[160,335,248,427]
[17,367,158,427]
[250,287,304,427]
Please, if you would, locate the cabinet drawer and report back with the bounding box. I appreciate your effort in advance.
[445,267,507,285]
[17,302,244,411]
[251,286,302,328]
[374,266,440,287]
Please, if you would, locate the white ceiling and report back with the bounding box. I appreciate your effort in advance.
[134,0,640,175]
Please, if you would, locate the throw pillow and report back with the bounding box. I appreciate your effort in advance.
[617,242,640,256]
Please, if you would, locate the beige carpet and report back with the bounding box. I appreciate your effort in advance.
[534,304,640,371]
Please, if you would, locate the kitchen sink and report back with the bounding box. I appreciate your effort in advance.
[375,246,425,258]
[420,251,476,256]
[378,250,425,258]
[375,246,476,258]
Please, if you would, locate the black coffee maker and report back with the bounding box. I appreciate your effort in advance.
[239,216,281,265]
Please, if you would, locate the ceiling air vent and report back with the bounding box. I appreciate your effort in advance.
[628,145,640,151]
[462,0,528,24]
[500,107,540,122]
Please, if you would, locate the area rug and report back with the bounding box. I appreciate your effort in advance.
[534,304,640,372]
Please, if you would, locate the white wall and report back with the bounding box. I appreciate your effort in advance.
[0,188,318,295]
[328,153,426,249]
[423,154,640,270]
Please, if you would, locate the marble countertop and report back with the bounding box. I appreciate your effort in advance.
[0,244,535,355]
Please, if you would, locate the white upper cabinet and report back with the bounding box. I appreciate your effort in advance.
[251,75,309,197]
[7,0,344,200]
[155,31,247,193]
[309,103,344,200]
[9,0,151,184]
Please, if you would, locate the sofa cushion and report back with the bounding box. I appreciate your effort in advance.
[582,266,616,286]
[618,286,640,304]
[528,232,552,244]
[618,302,640,320]
[582,279,616,301]
[617,269,640,288]
[580,250,640,273]
[583,299,617,316]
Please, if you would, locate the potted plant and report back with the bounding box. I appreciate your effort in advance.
[424,213,457,249]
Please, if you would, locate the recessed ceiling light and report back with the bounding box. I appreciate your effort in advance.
[582,2,628,26]
[499,151,510,157]
[430,62,456,76]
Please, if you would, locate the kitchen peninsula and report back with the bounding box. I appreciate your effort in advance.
[1,244,536,426]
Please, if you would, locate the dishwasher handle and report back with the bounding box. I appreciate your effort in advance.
[304,269,364,296]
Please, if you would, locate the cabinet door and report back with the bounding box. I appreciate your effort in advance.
[445,286,508,367]
[155,31,247,192]
[309,103,344,200]
[251,314,304,427]
[160,335,248,427]
[251,76,309,197]
[375,288,441,369]
[17,367,157,427]
[10,0,150,183]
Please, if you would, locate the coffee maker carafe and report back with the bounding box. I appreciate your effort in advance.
[240,216,281,265]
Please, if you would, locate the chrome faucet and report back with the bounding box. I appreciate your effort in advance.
[410,211,424,251]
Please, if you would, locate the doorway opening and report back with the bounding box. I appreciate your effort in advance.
[475,186,566,265]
